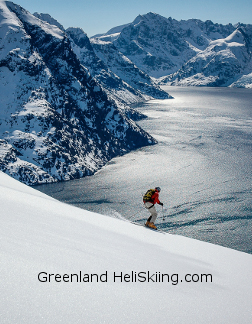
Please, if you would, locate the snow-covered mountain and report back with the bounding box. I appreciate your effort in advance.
[95,13,252,87]
[95,13,235,78]
[90,37,170,101]
[0,1,156,185]
[165,26,252,87]
[1,170,252,323]
[31,13,169,107]
[26,11,252,91]
[67,27,169,109]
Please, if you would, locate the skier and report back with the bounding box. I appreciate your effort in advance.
[143,187,163,230]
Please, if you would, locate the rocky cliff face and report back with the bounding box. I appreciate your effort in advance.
[0,1,156,185]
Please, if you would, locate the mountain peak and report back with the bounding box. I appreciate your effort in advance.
[132,12,166,25]
[33,12,65,31]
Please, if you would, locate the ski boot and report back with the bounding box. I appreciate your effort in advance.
[149,222,157,230]
[146,222,157,230]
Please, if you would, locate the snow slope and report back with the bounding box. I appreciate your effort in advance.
[1,171,252,323]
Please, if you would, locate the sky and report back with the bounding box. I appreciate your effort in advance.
[3,0,252,37]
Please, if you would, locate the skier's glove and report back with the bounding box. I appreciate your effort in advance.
[159,202,164,206]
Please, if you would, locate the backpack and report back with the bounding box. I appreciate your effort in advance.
[143,189,155,202]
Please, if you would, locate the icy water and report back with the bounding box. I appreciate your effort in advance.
[36,87,252,254]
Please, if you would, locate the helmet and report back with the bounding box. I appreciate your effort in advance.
[155,187,161,192]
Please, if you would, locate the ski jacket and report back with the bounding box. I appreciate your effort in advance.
[151,191,160,204]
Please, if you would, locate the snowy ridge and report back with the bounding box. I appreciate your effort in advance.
[1,170,252,323]
[33,12,65,31]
